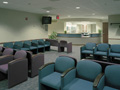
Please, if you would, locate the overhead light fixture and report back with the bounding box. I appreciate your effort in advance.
[76,7,80,9]
[46,11,50,13]
[3,1,8,4]
[92,13,95,15]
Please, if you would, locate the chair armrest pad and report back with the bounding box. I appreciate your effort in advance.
[39,62,54,70]
[93,73,104,88]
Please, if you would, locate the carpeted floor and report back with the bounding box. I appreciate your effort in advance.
[0,46,81,90]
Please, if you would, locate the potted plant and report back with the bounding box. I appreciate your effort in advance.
[64,30,67,34]
[49,31,57,39]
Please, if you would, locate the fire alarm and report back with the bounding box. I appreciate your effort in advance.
[56,15,59,19]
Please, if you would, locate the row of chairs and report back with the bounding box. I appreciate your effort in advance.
[3,39,50,54]
[81,42,120,62]
[0,46,44,88]
[39,56,120,90]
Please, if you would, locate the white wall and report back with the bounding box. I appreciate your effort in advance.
[0,8,48,43]
[108,15,120,44]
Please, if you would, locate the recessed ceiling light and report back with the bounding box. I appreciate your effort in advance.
[92,13,95,15]
[76,7,80,9]
[3,1,8,4]
[46,11,50,13]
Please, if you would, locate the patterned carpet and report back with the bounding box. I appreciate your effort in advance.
[0,46,81,90]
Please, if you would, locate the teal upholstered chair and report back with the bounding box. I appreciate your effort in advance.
[38,39,50,51]
[61,60,102,90]
[14,41,30,51]
[94,43,110,61]
[23,41,38,54]
[32,40,45,52]
[39,56,77,90]
[93,65,120,90]
[80,42,96,59]
[3,42,14,48]
[108,44,120,62]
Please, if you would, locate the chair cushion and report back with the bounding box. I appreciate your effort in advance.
[63,78,93,90]
[82,50,93,54]
[55,56,75,73]
[30,46,37,50]
[14,50,27,59]
[45,44,50,47]
[111,45,120,53]
[24,41,31,46]
[77,60,102,82]
[109,53,120,57]
[14,42,23,47]
[21,48,30,51]
[38,45,44,48]
[32,40,38,45]
[94,51,107,56]
[103,86,118,90]
[40,72,61,89]
[3,42,13,48]
[85,42,96,50]
[105,65,120,89]
[97,43,109,52]
[0,64,8,74]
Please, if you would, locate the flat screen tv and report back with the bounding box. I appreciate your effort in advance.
[42,16,52,24]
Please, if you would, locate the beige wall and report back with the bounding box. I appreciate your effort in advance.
[0,8,48,43]
[108,15,120,44]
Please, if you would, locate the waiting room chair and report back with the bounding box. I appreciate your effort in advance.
[0,50,28,88]
[94,43,110,61]
[39,56,77,90]
[61,60,102,90]
[26,51,44,78]
[58,40,72,53]
[93,65,120,90]
[108,44,120,62]
[0,48,14,56]
[80,42,96,59]
[32,40,45,52]
[23,41,38,54]
[3,42,14,48]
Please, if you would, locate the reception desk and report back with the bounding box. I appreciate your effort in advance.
[57,33,101,45]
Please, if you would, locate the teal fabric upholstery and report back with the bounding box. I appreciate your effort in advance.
[55,56,75,73]
[62,60,102,90]
[94,51,107,56]
[81,42,96,59]
[109,53,120,57]
[38,39,45,45]
[3,42,13,48]
[110,44,120,53]
[63,78,93,90]
[40,72,61,89]
[103,86,118,90]
[105,65,120,89]
[85,42,96,50]
[82,50,93,54]
[77,60,102,82]
[39,56,76,90]
[31,40,38,45]
[14,41,23,50]
[97,43,109,52]
[94,65,120,90]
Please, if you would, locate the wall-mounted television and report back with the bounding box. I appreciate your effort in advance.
[42,16,52,24]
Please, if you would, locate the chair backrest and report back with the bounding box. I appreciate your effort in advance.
[2,48,14,56]
[3,42,13,48]
[32,40,38,45]
[55,56,76,73]
[105,65,120,89]
[60,40,67,47]
[97,43,109,52]
[14,41,23,47]
[14,50,27,59]
[24,41,31,46]
[85,42,96,50]
[110,44,120,53]
[77,60,102,82]
[0,46,3,52]
[38,39,44,45]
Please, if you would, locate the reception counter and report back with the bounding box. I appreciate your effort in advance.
[57,33,101,45]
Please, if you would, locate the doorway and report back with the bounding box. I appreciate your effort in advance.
[103,22,108,43]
